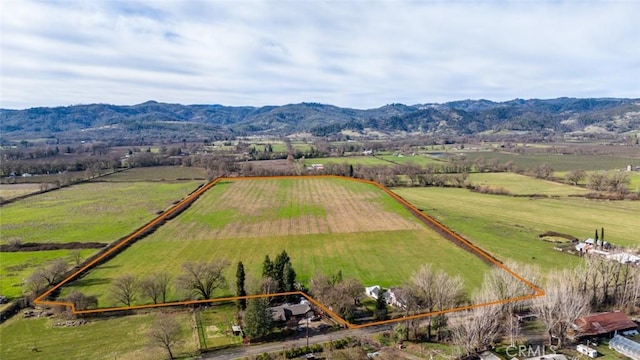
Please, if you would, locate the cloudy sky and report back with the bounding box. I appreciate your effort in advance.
[1,0,639,110]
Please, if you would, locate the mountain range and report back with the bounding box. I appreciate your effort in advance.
[1,98,639,143]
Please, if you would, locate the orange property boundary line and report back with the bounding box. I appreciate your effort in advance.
[34,175,545,329]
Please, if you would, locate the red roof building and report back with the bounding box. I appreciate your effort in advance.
[573,311,637,338]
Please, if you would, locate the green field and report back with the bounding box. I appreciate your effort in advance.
[0,181,202,245]
[0,249,96,300]
[100,166,207,181]
[0,311,197,360]
[393,187,640,269]
[60,177,491,307]
[461,152,639,171]
[198,302,243,349]
[304,156,391,166]
[377,154,445,167]
[467,173,590,196]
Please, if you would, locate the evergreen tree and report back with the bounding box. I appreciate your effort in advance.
[236,261,247,310]
[283,262,296,292]
[601,227,604,241]
[595,229,599,241]
[262,255,273,278]
[375,289,388,320]
[243,298,273,340]
[274,250,291,292]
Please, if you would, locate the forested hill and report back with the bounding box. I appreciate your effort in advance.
[1,98,639,142]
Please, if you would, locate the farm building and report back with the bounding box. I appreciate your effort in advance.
[572,311,638,339]
[609,334,640,360]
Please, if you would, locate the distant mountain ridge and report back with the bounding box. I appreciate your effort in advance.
[1,98,639,142]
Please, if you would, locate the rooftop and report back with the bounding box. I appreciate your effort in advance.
[573,311,637,337]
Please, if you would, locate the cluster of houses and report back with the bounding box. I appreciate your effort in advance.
[575,238,640,265]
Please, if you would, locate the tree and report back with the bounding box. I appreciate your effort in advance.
[262,255,274,278]
[374,289,388,320]
[243,297,274,340]
[42,258,69,285]
[25,268,48,297]
[66,290,98,310]
[148,314,182,359]
[69,250,83,267]
[140,273,171,304]
[178,259,229,300]
[236,261,247,310]
[274,250,291,292]
[111,274,139,307]
[532,269,590,347]
[565,169,585,186]
[533,163,552,179]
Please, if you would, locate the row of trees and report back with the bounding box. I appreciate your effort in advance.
[450,258,640,355]
[108,259,230,307]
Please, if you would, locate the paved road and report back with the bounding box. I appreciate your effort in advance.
[200,324,393,360]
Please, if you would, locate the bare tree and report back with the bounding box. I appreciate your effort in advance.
[25,268,48,297]
[450,287,502,356]
[111,274,139,307]
[69,250,83,267]
[410,264,464,340]
[532,269,590,347]
[340,277,364,306]
[65,290,98,310]
[140,273,172,304]
[565,169,586,186]
[148,314,182,359]
[42,258,69,285]
[178,259,229,300]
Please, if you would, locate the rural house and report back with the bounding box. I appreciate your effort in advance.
[270,303,314,326]
[365,285,382,299]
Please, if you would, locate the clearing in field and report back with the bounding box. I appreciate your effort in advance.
[59,177,495,312]
[467,173,590,196]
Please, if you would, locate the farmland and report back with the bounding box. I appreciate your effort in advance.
[0,183,43,200]
[59,177,491,307]
[0,181,202,245]
[393,186,640,269]
[466,173,590,196]
[0,311,197,360]
[0,249,95,300]
[99,166,207,182]
[460,152,640,171]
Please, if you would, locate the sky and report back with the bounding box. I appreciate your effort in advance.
[1,0,639,110]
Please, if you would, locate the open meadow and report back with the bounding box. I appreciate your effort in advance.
[461,152,640,171]
[467,173,590,196]
[0,311,197,360]
[99,166,207,182]
[0,249,96,300]
[59,177,491,307]
[392,187,640,270]
[0,181,202,245]
[0,183,43,200]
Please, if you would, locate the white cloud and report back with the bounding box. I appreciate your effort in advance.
[1,0,638,109]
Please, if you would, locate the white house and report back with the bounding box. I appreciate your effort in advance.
[365,285,381,299]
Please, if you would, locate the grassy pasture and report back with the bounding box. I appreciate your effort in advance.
[60,178,490,307]
[467,173,590,196]
[461,152,639,171]
[0,249,95,300]
[377,154,445,166]
[99,166,206,182]
[304,156,391,166]
[393,187,640,270]
[0,312,197,360]
[0,181,202,245]
[0,183,43,200]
